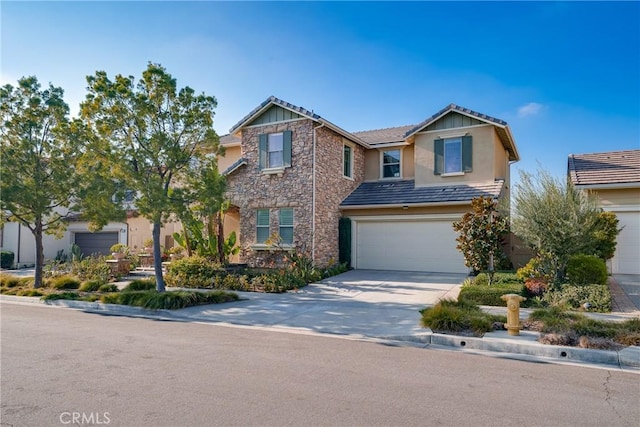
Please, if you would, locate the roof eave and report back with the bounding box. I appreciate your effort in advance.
[339,200,474,210]
[575,182,640,190]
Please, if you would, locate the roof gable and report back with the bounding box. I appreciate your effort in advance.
[568,150,640,186]
[229,96,369,148]
[246,105,304,127]
[405,104,508,138]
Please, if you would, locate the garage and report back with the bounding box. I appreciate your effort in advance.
[353,217,467,273]
[610,211,640,275]
[74,232,119,257]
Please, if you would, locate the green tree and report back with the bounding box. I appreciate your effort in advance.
[0,77,111,288]
[511,168,601,282]
[80,63,221,291]
[453,196,509,281]
[589,211,621,261]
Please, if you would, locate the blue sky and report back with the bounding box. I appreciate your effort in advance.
[2,1,639,182]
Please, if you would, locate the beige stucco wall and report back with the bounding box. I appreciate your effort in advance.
[363,145,414,181]
[589,187,640,207]
[218,145,242,172]
[127,216,180,252]
[414,124,499,187]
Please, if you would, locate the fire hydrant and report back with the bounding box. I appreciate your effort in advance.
[501,294,526,336]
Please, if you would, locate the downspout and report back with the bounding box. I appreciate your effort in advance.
[312,122,325,263]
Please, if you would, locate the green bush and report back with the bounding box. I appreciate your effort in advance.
[79,280,106,292]
[0,274,23,288]
[98,284,119,293]
[566,254,607,286]
[50,275,81,290]
[472,272,521,286]
[122,279,156,292]
[42,291,79,301]
[420,299,504,335]
[99,290,239,309]
[71,256,111,282]
[542,284,611,312]
[165,256,223,288]
[1,250,15,269]
[458,282,524,306]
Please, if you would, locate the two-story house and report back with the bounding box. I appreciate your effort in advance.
[220,96,519,273]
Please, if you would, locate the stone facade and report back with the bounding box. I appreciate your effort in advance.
[225,119,364,267]
[313,126,364,265]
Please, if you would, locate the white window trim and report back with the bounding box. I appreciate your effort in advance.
[251,243,294,252]
[343,141,355,180]
[379,147,403,180]
[261,167,285,176]
[267,132,284,169]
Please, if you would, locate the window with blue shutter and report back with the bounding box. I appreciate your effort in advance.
[279,208,294,245]
[256,209,270,243]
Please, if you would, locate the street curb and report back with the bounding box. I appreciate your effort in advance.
[2,295,638,370]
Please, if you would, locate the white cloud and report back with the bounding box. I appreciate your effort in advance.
[517,102,545,118]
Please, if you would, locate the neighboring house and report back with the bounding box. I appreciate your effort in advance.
[220,96,519,273]
[568,149,640,275]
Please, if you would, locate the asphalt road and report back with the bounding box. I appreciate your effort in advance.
[1,303,639,427]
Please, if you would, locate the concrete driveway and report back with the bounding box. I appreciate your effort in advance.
[172,269,468,339]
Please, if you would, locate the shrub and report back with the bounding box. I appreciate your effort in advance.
[42,292,79,301]
[99,290,239,309]
[459,282,524,306]
[472,272,521,286]
[50,275,81,290]
[542,284,611,312]
[98,284,119,293]
[165,256,223,288]
[71,256,111,282]
[122,279,156,292]
[1,250,15,269]
[0,274,22,288]
[420,299,504,335]
[79,280,105,292]
[524,278,549,296]
[566,254,607,286]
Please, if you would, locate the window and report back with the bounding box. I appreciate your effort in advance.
[434,136,472,175]
[268,133,284,168]
[382,149,401,178]
[279,208,294,245]
[343,144,353,178]
[259,130,292,170]
[256,209,270,243]
[444,138,462,173]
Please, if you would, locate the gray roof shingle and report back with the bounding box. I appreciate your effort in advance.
[220,134,241,145]
[221,157,247,176]
[568,150,640,186]
[229,96,321,134]
[352,125,416,144]
[340,179,504,207]
[405,103,508,137]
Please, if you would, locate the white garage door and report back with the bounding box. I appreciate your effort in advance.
[611,211,640,275]
[354,219,467,273]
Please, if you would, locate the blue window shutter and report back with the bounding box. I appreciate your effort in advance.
[283,130,292,167]
[434,139,444,175]
[462,136,472,172]
[259,134,267,169]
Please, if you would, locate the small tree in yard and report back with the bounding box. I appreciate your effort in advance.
[81,63,221,292]
[0,77,111,288]
[511,168,603,283]
[453,196,509,283]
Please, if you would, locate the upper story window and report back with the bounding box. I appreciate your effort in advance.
[382,149,401,178]
[259,130,292,171]
[434,136,472,175]
[343,144,353,178]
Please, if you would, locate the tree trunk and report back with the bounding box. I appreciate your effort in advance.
[33,220,44,289]
[216,211,225,265]
[153,222,166,292]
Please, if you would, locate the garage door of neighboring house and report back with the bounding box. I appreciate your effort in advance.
[74,232,119,257]
[611,211,640,275]
[353,217,467,273]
